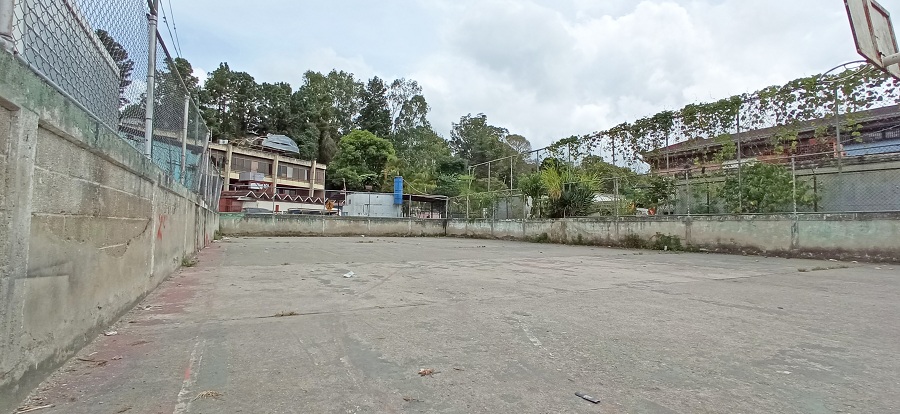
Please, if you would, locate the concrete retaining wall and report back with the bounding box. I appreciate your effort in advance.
[0,50,217,411]
[219,214,446,237]
[223,213,900,262]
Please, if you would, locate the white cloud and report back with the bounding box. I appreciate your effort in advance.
[173,0,900,148]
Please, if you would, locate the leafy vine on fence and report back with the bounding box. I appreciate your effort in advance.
[546,65,900,167]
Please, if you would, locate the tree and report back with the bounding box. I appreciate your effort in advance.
[394,94,430,132]
[95,29,134,109]
[721,163,817,213]
[518,172,546,217]
[154,57,202,131]
[291,70,363,164]
[631,175,675,211]
[581,155,636,193]
[449,113,510,165]
[327,130,396,191]
[540,167,598,218]
[358,77,391,137]
[388,78,424,134]
[504,134,532,154]
[256,82,293,135]
[200,62,260,140]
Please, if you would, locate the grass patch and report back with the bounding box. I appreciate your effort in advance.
[181,256,198,267]
[649,233,683,251]
[621,234,646,249]
[528,233,550,243]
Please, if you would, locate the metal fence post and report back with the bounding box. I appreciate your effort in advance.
[791,155,798,214]
[0,0,14,51]
[737,111,743,213]
[143,0,160,159]
[614,177,620,219]
[510,156,514,191]
[465,194,470,220]
[523,193,527,221]
[685,171,691,216]
[180,94,189,184]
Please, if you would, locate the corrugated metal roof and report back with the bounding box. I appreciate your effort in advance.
[261,134,300,154]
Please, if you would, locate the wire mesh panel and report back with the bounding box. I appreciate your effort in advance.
[9,0,217,207]
[11,0,150,135]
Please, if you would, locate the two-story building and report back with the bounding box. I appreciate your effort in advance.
[644,105,900,175]
[210,135,328,213]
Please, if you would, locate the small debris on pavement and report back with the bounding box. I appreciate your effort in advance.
[273,311,299,317]
[343,271,356,278]
[575,392,601,404]
[104,330,118,336]
[402,396,422,402]
[452,367,465,371]
[76,357,108,366]
[191,390,224,401]
[418,368,438,377]
[15,404,54,413]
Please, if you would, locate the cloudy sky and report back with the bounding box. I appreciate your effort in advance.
[168,0,899,148]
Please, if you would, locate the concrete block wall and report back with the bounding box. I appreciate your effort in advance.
[0,50,218,411]
[219,214,446,238]
[222,214,900,262]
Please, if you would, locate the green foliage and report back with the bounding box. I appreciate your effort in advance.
[292,70,364,163]
[256,82,293,136]
[201,62,260,141]
[540,168,599,218]
[450,113,511,165]
[649,233,683,251]
[517,172,546,217]
[712,134,737,163]
[359,76,392,138]
[328,131,396,191]
[621,234,646,249]
[720,163,817,213]
[95,29,134,109]
[631,175,675,210]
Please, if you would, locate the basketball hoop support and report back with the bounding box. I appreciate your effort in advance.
[883,52,900,67]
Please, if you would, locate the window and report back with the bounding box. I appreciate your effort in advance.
[278,165,309,180]
[256,160,272,176]
[211,153,225,168]
[232,156,252,172]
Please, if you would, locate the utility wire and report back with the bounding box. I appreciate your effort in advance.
[159,5,182,58]
[167,0,184,59]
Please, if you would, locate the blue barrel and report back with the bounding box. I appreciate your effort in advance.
[393,176,403,205]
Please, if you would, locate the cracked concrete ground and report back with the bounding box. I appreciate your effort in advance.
[18,237,900,413]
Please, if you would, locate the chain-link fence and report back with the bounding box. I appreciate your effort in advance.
[664,150,900,215]
[452,149,900,220]
[6,0,219,207]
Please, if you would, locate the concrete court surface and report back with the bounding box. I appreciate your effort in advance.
[17,237,900,414]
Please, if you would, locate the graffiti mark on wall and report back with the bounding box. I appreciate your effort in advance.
[157,215,168,240]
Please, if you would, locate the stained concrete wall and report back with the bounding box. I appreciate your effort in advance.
[0,50,218,411]
[219,214,446,237]
[222,213,900,262]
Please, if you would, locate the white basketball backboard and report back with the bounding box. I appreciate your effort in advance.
[846,0,900,79]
